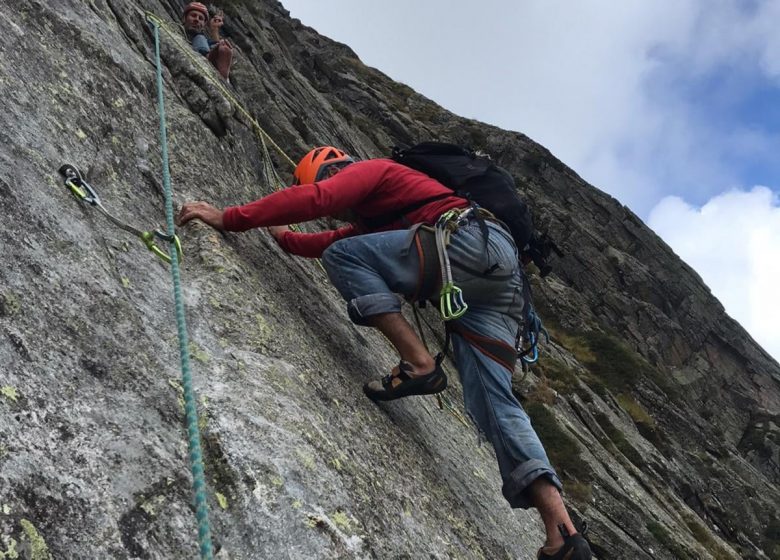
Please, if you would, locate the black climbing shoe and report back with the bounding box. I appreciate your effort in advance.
[537,524,592,560]
[363,357,447,402]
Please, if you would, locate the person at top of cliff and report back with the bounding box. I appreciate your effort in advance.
[182,2,233,82]
[176,146,592,560]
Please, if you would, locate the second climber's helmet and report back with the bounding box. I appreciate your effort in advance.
[183,2,209,20]
[293,146,353,185]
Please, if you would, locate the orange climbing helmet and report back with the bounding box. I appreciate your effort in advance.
[183,2,209,20]
[293,146,354,185]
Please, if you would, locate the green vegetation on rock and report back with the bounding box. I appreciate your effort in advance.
[551,328,678,400]
[0,387,18,403]
[646,520,693,560]
[683,512,736,560]
[534,356,580,396]
[0,292,20,317]
[593,411,645,468]
[525,402,591,482]
[19,519,51,560]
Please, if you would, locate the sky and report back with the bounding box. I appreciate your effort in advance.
[280,0,780,362]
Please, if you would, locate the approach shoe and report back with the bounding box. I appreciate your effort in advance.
[537,524,592,560]
[363,358,447,402]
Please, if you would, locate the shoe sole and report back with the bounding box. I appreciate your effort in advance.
[364,373,447,402]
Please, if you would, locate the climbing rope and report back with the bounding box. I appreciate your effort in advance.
[149,18,214,559]
[142,10,327,264]
[259,130,287,191]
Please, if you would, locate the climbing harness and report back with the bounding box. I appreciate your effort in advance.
[57,164,182,265]
[148,16,214,559]
[412,206,548,370]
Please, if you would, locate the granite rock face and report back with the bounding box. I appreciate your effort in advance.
[1,1,778,559]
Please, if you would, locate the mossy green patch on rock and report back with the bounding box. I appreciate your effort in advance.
[201,432,239,504]
[1,387,18,403]
[295,449,317,471]
[535,356,580,396]
[138,494,166,517]
[616,393,656,428]
[683,512,738,560]
[593,411,646,468]
[616,393,666,450]
[552,328,679,401]
[563,480,593,506]
[0,534,19,560]
[0,292,20,317]
[19,519,51,560]
[188,341,210,364]
[547,328,596,364]
[524,378,557,405]
[525,402,591,482]
[249,313,273,347]
[646,520,693,560]
[330,510,354,533]
[167,378,185,412]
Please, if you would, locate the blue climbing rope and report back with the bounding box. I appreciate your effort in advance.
[150,19,214,559]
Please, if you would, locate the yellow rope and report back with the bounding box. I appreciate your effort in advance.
[143,11,297,171]
[142,10,331,274]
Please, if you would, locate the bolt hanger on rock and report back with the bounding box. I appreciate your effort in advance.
[57,163,183,264]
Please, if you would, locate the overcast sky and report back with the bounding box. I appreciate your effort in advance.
[280,0,780,362]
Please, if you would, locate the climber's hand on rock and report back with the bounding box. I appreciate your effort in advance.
[177,201,224,230]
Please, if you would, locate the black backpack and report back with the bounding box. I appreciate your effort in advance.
[367,142,560,275]
[393,142,534,249]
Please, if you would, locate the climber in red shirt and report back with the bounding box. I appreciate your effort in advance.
[177,146,591,560]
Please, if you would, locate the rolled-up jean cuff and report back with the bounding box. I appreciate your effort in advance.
[501,460,563,509]
[347,293,403,326]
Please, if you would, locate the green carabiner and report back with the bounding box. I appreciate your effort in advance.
[141,230,183,265]
[439,282,468,321]
[65,179,87,200]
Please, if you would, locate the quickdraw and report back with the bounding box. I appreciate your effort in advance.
[435,208,469,320]
[58,164,182,264]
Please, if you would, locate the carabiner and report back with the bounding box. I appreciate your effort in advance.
[59,164,99,205]
[141,230,183,265]
[520,332,540,364]
[439,282,468,321]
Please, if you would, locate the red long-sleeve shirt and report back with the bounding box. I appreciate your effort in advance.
[222,158,468,257]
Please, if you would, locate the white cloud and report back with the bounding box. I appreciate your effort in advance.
[282,0,778,214]
[648,187,780,360]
